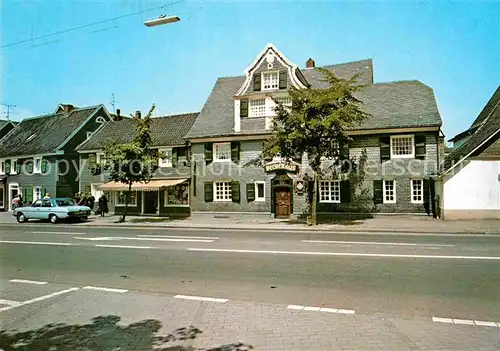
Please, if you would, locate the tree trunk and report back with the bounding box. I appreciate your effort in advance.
[311,174,317,226]
[120,182,132,222]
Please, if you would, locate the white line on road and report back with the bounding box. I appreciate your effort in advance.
[188,248,500,260]
[83,286,128,293]
[95,244,153,249]
[286,305,355,314]
[138,235,219,240]
[433,316,499,328]
[174,294,228,303]
[302,240,456,247]
[9,279,48,285]
[0,299,21,307]
[77,236,214,243]
[30,231,87,235]
[21,287,80,305]
[0,240,76,246]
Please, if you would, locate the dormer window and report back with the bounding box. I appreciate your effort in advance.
[96,116,106,124]
[262,72,279,90]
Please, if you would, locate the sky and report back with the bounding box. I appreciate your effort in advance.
[1,0,499,141]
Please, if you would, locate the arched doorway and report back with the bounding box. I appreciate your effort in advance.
[271,172,293,218]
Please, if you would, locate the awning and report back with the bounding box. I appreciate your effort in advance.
[99,179,188,192]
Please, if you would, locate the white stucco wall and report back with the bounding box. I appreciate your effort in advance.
[443,160,500,210]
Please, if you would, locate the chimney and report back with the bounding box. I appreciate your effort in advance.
[306,58,315,69]
[115,108,121,121]
[62,104,74,115]
[134,110,141,119]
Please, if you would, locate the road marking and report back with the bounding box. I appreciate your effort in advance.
[0,299,21,307]
[174,294,228,303]
[286,305,355,314]
[21,287,79,305]
[95,244,153,249]
[9,279,48,285]
[301,240,456,247]
[188,248,500,260]
[286,305,304,310]
[30,231,86,235]
[0,240,75,246]
[303,306,321,311]
[320,308,338,313]
[83,286,128,293]
[337,309,356,314]
[138,235,219,240]
[77,236,214,243]
[433,316,499,327]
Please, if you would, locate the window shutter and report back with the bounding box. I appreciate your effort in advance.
[204,143,213,165]
[423,178,430,205]
[415,134,426,160]
[4,160,10,174]
[246,182,255,202]
[279,70,287,89]
[380,136,391,162]
[172,148,178,167]
[15,161,20,174]
[231,142,240,163]
[240,99,248,118]
[41,159,48,173]
[231,181,240,203]
[88,154,96,169]
[340,180,351,203]
[26,186,33,203]
[253,73,261,91]
[204,182,213,202]
[373,180,383,204]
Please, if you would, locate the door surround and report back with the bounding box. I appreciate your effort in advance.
[8,182,19,211]
[271,172,293,218]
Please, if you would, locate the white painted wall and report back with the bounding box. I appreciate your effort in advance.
[443,160,500,210]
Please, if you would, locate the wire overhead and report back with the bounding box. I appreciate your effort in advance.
[2,0,186,49]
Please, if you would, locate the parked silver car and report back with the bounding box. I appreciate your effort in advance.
[13,197,91,224]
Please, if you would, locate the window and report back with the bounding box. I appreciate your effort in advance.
[96,153,107,165]
[55,198,76,206]
[249,99,266,117]
[391,135,414,158]
[32,200,42,208]
[262,72,279,90]
[42,199,52,207]
[33,186,42,201]
[159,148,173,167]
[411,179,423,204]
[383,180,396,204]
[11,159,18,174]
[165,182,189,206]
[0,160,4,175]
[319,180,340,203]
[96,116,106,124]
[255,182,265,201]
[214,181,232,201]
[33,157,42,173]
[275,96,292,107]
[116,191,137,206]
[213,143,231,162]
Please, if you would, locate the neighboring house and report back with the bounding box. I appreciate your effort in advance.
[185,43,443,220]
[437,86,500,220]
[77,111,198,216]
[0,120,17,210]
[0,120,16,140]
[0,104,112,211]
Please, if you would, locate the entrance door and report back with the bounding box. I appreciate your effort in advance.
[143,191,158,214]
[8,183,19,211]
[275,187,291,218]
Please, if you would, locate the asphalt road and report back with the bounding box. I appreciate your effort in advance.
[1,224,499,321]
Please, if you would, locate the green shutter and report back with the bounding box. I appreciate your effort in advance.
[26,186,33,203]
[231,142,240,163]
[240,99,248,118]
[253,73,261,91]
[279,70,287,89]
[373,180,383,204]
[380,136,391,162]
[204,182,213,202]
[340,180,351,203]
[204,143,213,165]
[415,134,426,160]
[231,181,240,203]
[423,178,430,205]
[172,148,178,167]
[15,160,20,174]
[41,159,48,173]
[88,154,96,169]
[4,160,10,174]
[246,182,255,202]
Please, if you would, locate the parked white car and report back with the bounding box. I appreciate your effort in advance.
[13,197,91,224]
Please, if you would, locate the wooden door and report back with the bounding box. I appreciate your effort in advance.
[143,191,158,214]
[275,188,291,218]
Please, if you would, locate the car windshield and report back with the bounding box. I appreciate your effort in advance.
[55,199,76,207]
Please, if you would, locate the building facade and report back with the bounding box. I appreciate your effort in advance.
[185,43,443,219]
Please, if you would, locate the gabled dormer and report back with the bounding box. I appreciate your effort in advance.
[233,43,309,133]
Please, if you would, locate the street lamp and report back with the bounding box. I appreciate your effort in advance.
[144,15,180,27]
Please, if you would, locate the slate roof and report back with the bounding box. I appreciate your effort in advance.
[443,86,500,173]
[186,60,441,139]
[0,105,103,158]
[78,112,199,151]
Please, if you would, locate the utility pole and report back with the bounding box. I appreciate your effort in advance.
[109,93,117,113]
[1,103,16,121]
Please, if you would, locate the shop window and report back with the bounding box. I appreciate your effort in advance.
[165,183,189,206]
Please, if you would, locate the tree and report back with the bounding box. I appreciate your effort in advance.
[91,104,164,222]
[262,69,371,225]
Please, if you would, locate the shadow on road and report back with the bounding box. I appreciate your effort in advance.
[0,315,252,351]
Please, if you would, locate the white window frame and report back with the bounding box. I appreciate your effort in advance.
[319,180,341,203]
[33,186,42,201]
[214,181,232,202]
[10,159,18,175]
[159,148,173,168]
[411,179,424,204]
[115,191,138,206]
[0,159,5,175]
[262,71,279,91]
[390,135,415,159]
[96,153,106,164]
[33,156,42,174]
[383,180,396,204]
[255,181,266,202]
[213,142,231,162]
[249,99,266,117]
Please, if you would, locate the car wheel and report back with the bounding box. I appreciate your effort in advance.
[16,212,27,223]
[49,214,58,224]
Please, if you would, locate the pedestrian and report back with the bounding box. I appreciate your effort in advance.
[78,193,87,206]
[97,194,108,217]
[87,194,95,212]
[11,195,20,211]
[43,193,50,199]
[75,192,81,205]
